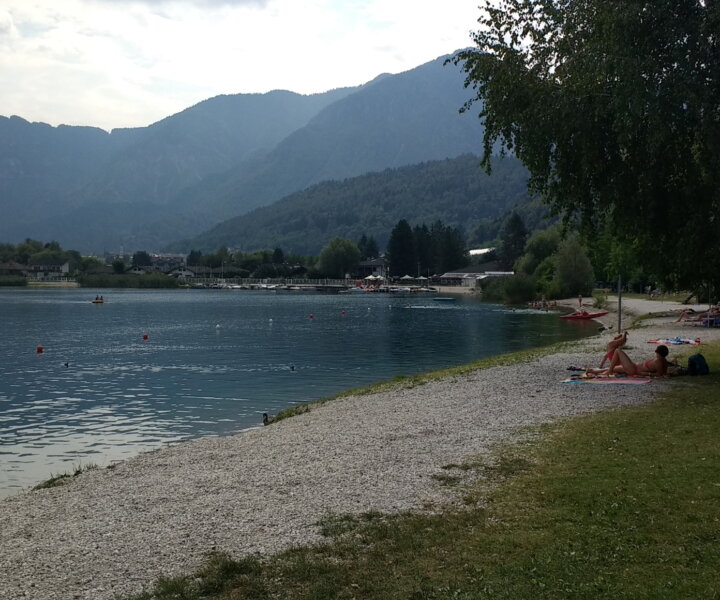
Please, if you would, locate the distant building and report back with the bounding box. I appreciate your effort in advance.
[357,258,388,279]
[0,261,28,277]
[168,267,196,279]
[27,258,70,281]
[150,253,186,271]
[439,261,513,287]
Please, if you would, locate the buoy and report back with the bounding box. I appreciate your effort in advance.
[215,324,220,329]
[142,333,149,341]
[36,345,44,354]
[341,310,347,315]
[309,314,314,319]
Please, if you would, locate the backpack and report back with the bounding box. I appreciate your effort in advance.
[687,353,710,376]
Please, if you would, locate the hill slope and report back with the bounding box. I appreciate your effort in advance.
[178,155,533,255]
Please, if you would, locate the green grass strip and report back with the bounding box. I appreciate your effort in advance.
[125,344,720,600]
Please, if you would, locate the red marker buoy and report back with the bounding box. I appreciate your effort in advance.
[142,333,149,341]
[36,345,44,354]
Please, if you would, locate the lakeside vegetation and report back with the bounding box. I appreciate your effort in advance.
[123,341,719,600]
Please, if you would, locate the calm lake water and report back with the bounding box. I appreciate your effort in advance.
[0,288,596,497]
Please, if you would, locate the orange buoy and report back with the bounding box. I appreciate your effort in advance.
[36,345,44,354]
[142,333,149,341]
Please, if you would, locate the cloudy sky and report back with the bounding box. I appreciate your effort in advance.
[0,0,479,131]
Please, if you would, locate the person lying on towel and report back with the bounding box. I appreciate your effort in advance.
[588,345,669,378]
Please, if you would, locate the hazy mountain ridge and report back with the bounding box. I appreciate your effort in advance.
[171,56,485,222]
[0,53,512,253]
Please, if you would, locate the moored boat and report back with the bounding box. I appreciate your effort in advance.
[560,310,609,320]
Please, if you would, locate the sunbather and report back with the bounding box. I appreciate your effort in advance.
[590,345,669,378]
[599,331,628,368]
[676,305,720,323]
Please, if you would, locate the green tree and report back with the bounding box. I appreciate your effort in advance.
[112,259,126,274]
[0,243,15,263]
[78,256,102,273]
[317,238,360,278]
[454,1,720,293]
[357,234,380,260]
[187,250,203,266]
[387,220,416,278]
[498,213,528,270]
[413,225,432,276]
[272,247,285,264]
[553,236,595,298]
[517,227,561,276]
[16,239,44,264]
[132,251,152,267]
[436,224,468,274]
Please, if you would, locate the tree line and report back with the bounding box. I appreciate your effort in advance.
[185,218,470,279]
[453,0,720,301]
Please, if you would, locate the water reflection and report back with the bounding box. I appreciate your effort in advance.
[0,288,593,496]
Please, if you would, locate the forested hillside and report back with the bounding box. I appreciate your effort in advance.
[178,155,543,255]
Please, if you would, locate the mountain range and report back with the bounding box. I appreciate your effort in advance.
[0,52,533,254]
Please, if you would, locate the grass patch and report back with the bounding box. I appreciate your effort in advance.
[123,345,720,600]
[33,462,98,490]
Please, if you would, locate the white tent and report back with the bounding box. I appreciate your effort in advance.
[400,274,414,280]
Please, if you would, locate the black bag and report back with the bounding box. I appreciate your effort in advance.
[687,353,710,375]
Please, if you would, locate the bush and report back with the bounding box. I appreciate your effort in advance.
[0,276,28,287]
[481,273,536,304]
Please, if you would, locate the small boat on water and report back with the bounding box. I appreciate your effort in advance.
[560,310,609,320]
[91,297,105,304]
[433,297,457,302]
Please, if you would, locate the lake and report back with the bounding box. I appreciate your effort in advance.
[0,287,596,497]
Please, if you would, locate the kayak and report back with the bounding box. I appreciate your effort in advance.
[560,310,608,320]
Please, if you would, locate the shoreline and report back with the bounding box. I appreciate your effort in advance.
[1,298,718,600]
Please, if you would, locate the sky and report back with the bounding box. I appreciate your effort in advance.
[0,0,480,132]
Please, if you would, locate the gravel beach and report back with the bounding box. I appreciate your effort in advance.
[1,296,717,600]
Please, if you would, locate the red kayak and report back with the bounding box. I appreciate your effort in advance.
[560,310,609,320]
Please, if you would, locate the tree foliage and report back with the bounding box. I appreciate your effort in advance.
[387,220,416,277]
[498,213,528,269]
[454,0,720,293]
[357,234,380,260]
[317,238,361,278]
[132,251,152,267]
[552,236,595,298]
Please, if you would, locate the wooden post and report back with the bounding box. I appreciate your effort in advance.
[617,275,622,332]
